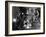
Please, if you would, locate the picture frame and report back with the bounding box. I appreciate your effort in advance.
[5,1,45,36]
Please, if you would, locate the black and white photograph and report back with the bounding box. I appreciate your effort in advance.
[5,1,45,36]
[12,7,41,30]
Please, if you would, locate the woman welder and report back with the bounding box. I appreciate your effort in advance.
[16,7,27,30]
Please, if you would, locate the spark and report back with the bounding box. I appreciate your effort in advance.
[13,18,16,22]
